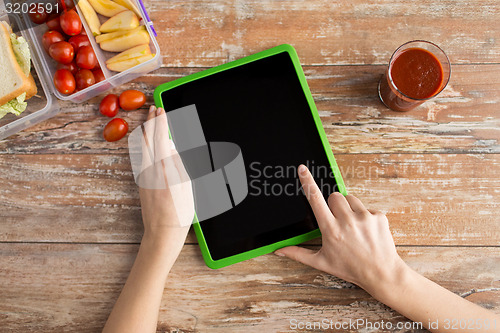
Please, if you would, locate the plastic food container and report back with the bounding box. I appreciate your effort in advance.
[0,0,161,140]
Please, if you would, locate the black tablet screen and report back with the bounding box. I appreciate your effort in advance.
[161,51,339,260]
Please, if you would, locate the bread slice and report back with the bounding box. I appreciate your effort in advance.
[0,22,37,106]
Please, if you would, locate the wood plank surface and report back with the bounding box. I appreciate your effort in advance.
[1,0,499,331]
[147,0,500,67]
[1,153,499,245]
[0,64,499,154]
[0,244,498,332]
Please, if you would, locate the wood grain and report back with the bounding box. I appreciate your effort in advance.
[1,153,498,245]
[0,244,498,332]
[0,64,499,154]
[1,1,499,331]
[146,0,500,67]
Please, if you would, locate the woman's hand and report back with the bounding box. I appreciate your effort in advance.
[276,165,500,333]
[138,106,194,253]
[103,106,194,333]
[275,164,407,296]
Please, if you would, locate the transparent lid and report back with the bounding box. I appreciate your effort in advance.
[0,5,59,140]
[0,0,161,140]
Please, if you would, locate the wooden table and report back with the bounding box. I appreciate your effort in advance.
[1,0,499,332]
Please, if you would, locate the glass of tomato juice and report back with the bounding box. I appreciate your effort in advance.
[378,40,451,111]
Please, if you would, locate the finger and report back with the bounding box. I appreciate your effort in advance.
[142,105,157,155]
[156,106,164,117]
[140,106,170,189]
[139,106,157,178]
[345,194,368,214]
[170,148,191,184]
[274,246,317,267]
[167,152,196,227]
[327,192,353,220]
[153,108,173,164]
[368,209,384,216]
[142,107,157,164]
[147,105,156,120]
[297,164,335,229]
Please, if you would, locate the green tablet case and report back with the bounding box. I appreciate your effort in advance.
[154,44,347,269]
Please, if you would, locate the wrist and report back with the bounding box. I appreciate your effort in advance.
[363,257,413,303]
[141,228,186,258]
[143,221,190,242]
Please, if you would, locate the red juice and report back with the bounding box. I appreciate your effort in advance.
[378,41,450,112]
[391,48,444,99]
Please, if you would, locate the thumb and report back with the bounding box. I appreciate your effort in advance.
[274,246,317,267]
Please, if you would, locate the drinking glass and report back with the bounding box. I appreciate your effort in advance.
[378,40,451,112]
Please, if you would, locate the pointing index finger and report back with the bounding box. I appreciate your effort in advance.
[298,164,335,229]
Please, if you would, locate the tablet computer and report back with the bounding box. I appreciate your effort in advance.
[153,44,347,269]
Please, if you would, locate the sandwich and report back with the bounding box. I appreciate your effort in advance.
[0,21,37,120]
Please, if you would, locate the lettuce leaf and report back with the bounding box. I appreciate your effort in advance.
[0,33,32,120]
[10,33,31,76]
[0,93,27,120]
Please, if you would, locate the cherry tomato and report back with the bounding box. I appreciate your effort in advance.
[119,90,146,111]
[68,34,90,53]
[60,9,81,36]
[57,61,77,75]
[76,46,97,70]
[29,5,48,24]
[74,69,95,90]
[49,41,74,64]
[92,69,105,83]
[54,69,76,94]
[42,30,65,52]
[46,14,62,32]
[58,0,75,11]
[103,118,128,142]
[99,94,120,117]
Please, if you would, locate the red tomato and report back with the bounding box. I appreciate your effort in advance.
[49,41,74,64]
[76,46,97,70]
[99,94,120,117]
[103,118,128,142]
[46,14,62,32]
[92,69,105,83]
[29,5,48,24]
[56,61,77,74]
[60,9,81,36]
[68,34,90,53]
[58,0,75,11]
[75,69,95,90]
[54,69,76,94]
[42,30,65,52]
[119,90,146,111]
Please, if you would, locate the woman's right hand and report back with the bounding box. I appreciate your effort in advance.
[275,164,407,297]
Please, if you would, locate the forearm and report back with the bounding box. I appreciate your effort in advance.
[371,265,499,333]
[103,232,182,333]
